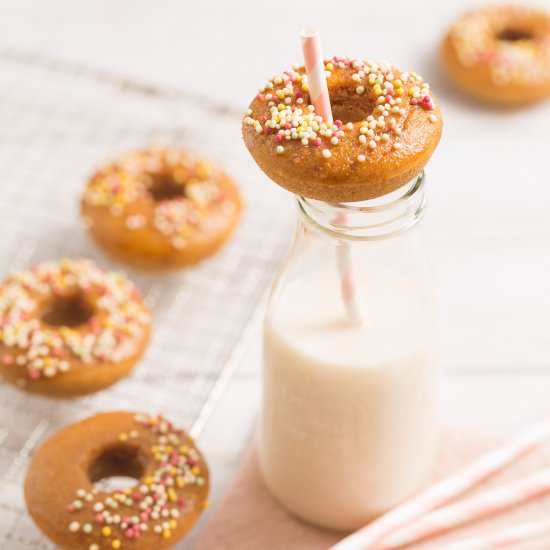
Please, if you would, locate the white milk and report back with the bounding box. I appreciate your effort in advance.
[259,266,441,531]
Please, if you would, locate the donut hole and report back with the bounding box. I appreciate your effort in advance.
[89,445,146,492]
[329,86,377,123]
[149,174,185,202]
[40,293,94,327]
[496,28,534,42]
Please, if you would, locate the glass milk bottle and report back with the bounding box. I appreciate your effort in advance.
[259,172,442,531]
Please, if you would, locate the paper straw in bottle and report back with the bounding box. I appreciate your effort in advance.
[301,28,364,325]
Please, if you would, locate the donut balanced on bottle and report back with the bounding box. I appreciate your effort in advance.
[242,57,442,202]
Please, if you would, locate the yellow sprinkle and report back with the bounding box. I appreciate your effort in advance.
[179,446,189,455]
[112,541,121,549]
[102,526,112,537]
[145,477,155,485]
[277,104,284,111]
[191,466,201,476]
[168,488,177,502]
[203,500,210,510]
[197,163,210,179]
[301,83,309,92]
[172,168,187,183]
[326,62,334,71]
[170,519,177,529]
[177,477,186,488]
[396,88,404,97]
[162,529,172,539]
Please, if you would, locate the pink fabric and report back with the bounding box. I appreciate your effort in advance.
[196,428,550,550]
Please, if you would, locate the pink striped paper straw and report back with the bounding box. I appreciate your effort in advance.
[442,518,550,550]
[301,29,363,325]
[301,28,333,124]
[330,418,550,550]
[380,468,550,549]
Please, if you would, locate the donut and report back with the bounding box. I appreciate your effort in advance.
[441,5,550,106]
[81,147,243,269]
[0,259,150,397]
[242,57,442,202]
[25,411,209,550]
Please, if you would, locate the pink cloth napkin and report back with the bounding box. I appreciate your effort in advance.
[196,428,550,550]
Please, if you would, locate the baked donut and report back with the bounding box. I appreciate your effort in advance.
[0,259,150,397]
[82,147,243,269]
[25,411,209,550]
[441,5,550,106]
[242,57,442,202]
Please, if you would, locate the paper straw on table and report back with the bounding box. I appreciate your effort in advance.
[380,469,550,549]
[301,28,363,326]
[330,418,550,550]
[442,518,550,550]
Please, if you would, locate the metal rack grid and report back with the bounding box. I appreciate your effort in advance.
[0,51,294,548]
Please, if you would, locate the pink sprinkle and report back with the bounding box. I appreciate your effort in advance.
[2,354,13,365]
[276,135,283,143]
[255,94,264,101]
[96,514,105,523]
[264,127,272,135]
[314,138,322,146]
[29,370,40,379]
[295,91,303,98]
[410,98,418,105]
[125,528,135,539]
[334,120,342,128]
[140,512,149,522]
[133,491,143,501]
[178,498,186,507]
[66,504,75,513]
[285,123,292,130]
[259,115,267,123]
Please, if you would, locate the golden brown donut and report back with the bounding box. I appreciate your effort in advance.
[82,147,243,269]
[25,411,209,550]
[0,259,150,397]
[441,5,550,106]
[242,57,442,202]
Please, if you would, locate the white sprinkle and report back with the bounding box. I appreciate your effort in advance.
[429,113,437,123]
[356,86,365,95]
[69,521,80,533]
[276,145,285,154]
[322,149,332,159]
[255,125,263,134]
[368,140,377,149]
[357,154,366,162]
[358,135,367,144]
[245,108,252,115]
[330,137,339,145]
[393,142,402,150]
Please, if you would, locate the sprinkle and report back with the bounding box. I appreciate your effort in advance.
[102,526,112,537]
[356,86,365,94]
[330,137,339,145]
[69,521,80,532]
[357,154,366,162]
[359,135,367,144]
[83,523,93,534]
[112,541,121,549]
[276,145,285,154]
[322,149,332,159]
[429,113,437,123]
[369,140,377,149]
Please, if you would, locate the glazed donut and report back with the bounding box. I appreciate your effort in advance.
[441,5,550,106]
[82,147,243,269]
[0,259,150,397]
[25,411,209,550]
[242,57,442,203]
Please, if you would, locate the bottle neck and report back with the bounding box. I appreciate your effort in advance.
[296,171,426,241]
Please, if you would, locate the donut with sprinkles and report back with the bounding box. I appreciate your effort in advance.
[82,147,243,269]
[242,57,442,202]
[0,259,150,396]
[25,412,209,550]
[442,5,550,106]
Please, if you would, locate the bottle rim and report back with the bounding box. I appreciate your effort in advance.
[296,171,426,241]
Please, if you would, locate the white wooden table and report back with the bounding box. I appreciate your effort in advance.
[1,0,550,547]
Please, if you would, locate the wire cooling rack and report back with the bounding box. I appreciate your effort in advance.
[0,51,294,548]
